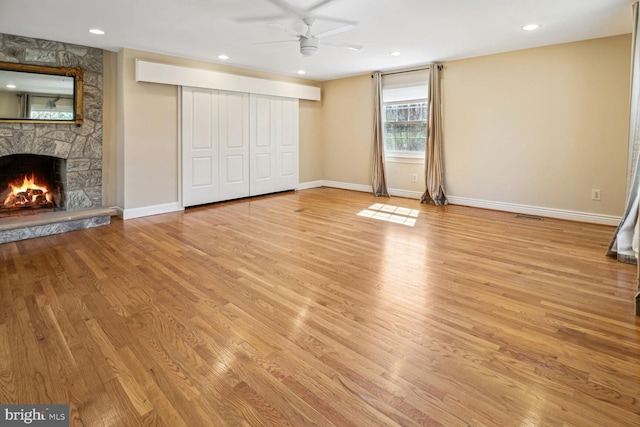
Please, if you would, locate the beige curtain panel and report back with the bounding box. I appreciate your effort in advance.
[372,71,389,197]
[608,1,640,314]
[608,1,640,266]
[421,64,447,205]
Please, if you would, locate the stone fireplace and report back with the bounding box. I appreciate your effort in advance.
[0,124,104,211]
[0,33,114,243]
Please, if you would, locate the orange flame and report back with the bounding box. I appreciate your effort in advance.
[10,175,48,194]
[3,174,51,207]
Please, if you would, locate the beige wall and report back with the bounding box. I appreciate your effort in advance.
[119,49,179,209]
[386,161,425,193]
[322,74,374,185]
[320,73,427,193]
[299,99,324,183]
[108,35,632,217]
[443,34,631,215]
[0,90,21,117]
[114,48,322,210]
[320,35,632,216]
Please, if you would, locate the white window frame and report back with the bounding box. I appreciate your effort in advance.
[383,97,427,163]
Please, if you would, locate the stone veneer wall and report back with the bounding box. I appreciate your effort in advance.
[0,33,103,210]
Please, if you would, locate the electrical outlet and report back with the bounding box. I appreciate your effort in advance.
[411,173,418,182]
[591,189,601,201]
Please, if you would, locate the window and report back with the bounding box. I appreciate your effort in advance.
[30,110,74,121]
[27,95,74,121]
[382,70,429,159]
[384,100,427,153]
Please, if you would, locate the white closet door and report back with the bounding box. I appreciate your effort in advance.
[218,91,250,201]
[277,97,299,192]
[183,89,298,206]
[249,94,277,196]
[182,87,219,207]
[250,95,299,196]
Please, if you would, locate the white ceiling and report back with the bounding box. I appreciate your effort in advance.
[0,0,633,81]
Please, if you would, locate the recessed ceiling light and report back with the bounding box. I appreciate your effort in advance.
[297,70,306,75]
[6,84,16,89]
[89,28,105,35]
[390,51,401,56]
[522,24,540,31]
[218,54,229,60]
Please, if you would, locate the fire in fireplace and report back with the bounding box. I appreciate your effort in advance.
[3,174,53,208]
[0,154,65,217]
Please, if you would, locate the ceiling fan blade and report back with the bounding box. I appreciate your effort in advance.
[310,14,357,26]
[313,24,355,39]
[252,40,298,46]
[262,0,356,25]
[306,0,337,12]
[322,40,363,51]
[236,14,288,23]
[269,23,304,37]
[265,0,307,20]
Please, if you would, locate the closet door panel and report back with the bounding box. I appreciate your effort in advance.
[225,155,245,182]
[182,87,219,207]
[250,94,277,196]
[255,154,272,179]
[218,91,250,201]
[277,98,299,192]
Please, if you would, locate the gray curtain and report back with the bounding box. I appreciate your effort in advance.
[608,1,640,267]
[420,64,447,205]
[372,72,389,197]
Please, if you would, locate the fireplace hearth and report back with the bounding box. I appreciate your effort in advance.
[0,148,115,244]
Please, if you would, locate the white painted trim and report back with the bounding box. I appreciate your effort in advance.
[447,196,622,226]
[177,88,183,210]
[385,156,425,164]
[388,188,422,199]
[296,181,323,190]
[322,180,373,193]
[121,202,184,220]
[136,60,321,101]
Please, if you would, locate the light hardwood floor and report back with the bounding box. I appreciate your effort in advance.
[0,187,638,426]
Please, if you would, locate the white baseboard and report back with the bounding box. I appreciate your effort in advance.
[321,180,373,193]
[296,180,323,190]
[311,182,621,225]
[120,202,184,220]
[447,196,622,226]
[388,188,422,199]
[116,186,622,226]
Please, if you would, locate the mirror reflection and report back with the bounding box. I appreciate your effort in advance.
[0,70,75,121]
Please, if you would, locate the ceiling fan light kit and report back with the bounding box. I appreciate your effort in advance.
[300,37,319,56]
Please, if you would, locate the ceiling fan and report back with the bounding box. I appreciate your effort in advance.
[244,0,363,56]
[255,17,362,56]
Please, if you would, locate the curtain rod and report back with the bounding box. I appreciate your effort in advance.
[376,64,442,77]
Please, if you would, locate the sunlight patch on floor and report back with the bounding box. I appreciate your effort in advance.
[357,204,419,227]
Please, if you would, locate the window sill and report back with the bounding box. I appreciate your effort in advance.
[385,154,425,164]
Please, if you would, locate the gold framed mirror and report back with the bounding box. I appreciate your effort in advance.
[0,61,84,124]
